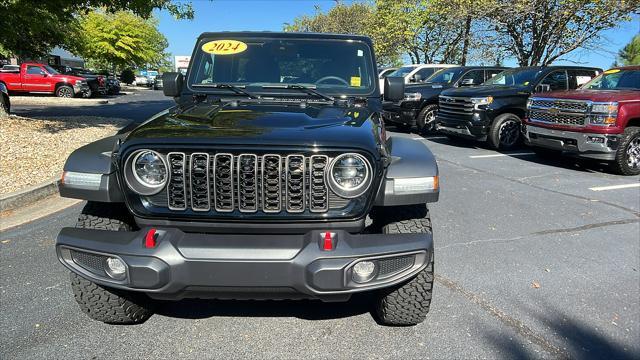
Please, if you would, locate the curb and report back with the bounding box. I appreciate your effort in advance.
[0,178,60,212]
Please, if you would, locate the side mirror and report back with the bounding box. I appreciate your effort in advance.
[409,74,422,83]
[384,76,405,102]
[535,84,551,93]
[460,78,475,86]
[162,72,183,97]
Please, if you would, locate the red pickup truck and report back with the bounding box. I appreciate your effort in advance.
[0,62,89,97]
[524,66,640,175]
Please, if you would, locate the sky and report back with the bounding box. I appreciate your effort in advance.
[157,0,640,70]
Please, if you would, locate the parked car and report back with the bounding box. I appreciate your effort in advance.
[97,71,121,95]
[436,66,601,149]
[387,64,458,84]
[56,31,440,327]
[378,67,397,95]
[0,62,89,97]
[50,65,106,97]
[153,75,163,90]
[523,66,640,175]
[134,75,152,87]
[383,66,508,133]
[0,82,9,114]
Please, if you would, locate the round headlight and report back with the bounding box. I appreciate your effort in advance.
[133,151,167,186]
[124,149,167,195]
[328,153,372,198]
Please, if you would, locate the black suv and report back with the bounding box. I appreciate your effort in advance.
[436,66,601,149]
[382,66,508,133]
[55,32,440,326]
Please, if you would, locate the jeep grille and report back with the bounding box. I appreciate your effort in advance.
[147,152,356,215]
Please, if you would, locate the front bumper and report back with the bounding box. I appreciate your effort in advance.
[56,227,432,301]
[435,112,490,141]
[73,83,90,96]
[523,123,621,161]
[382,104,418,127]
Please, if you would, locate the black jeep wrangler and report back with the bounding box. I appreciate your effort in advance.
[56,32,439,326]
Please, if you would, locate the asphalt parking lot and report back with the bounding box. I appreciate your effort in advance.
[1,100,639,358]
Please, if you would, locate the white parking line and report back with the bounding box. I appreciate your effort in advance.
[589,183,640,192]
[469,152,535,159]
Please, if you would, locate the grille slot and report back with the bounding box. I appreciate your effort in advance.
[167,152,187,210]
[439,96,474,116]
[213,153,234,212]
[190,153,210,211]
[378,255,415,279]
[71,250,106,275]
[286,155,306,213]
[309,155,329,212]
[261,154,282,213]
[530,99,588,112]
[529,110,587,126]
[237,154,258,212]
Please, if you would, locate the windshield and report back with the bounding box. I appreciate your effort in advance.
[388,66,416,77]
[43,65,59,75]
[581,69,640,90]
[425,68,464,84]
[189,37,376,95]
[483,68,542,86]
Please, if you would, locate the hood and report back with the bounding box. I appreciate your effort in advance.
[406,83,454,99]
[536,89,640,103]
[53,74,85,82]
[124,101,380,152]
[441,85,531,98]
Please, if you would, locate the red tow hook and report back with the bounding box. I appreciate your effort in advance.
[145,228,157,248]
[321,231,335,251]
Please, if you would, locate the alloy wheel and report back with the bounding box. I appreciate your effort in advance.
[499,119,519,147]
[626,136,640,169]
[58,87,73,98]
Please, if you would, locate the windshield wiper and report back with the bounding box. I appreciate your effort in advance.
[262,84,335,102]
[192,83,260,99]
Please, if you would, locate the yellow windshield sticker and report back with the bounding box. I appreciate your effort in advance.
[201,40,247,55]
[350,76,361,87]
[523,81,529,85]
[604,69,620,74]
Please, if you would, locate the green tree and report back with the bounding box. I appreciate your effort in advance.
[485,0,640,66]
[618,34,640,65]
[76,11,169,72]
[0,0,193,59]
[283,1,404,64]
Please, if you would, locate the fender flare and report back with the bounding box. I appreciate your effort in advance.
[60,135,125,202]
[374,134,439,206]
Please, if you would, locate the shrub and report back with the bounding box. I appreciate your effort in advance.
[120,68,135,84]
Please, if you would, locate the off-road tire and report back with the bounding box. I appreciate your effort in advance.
[416,104,438,134]
[371,205,434,326]
[0,94,9,115]
[613,126,640,176]
[488,113,522,150]
[71,202,152,324]
[55,84,74,98]
[76,202,135,231]
[70,272,153,324]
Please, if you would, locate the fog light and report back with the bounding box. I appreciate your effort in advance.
[352,260,377,283]
[104,257,126,280]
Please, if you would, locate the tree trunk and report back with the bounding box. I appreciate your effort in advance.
[460,16,472,66]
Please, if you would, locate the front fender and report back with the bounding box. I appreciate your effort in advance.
[60,135,125,202]
[374,134,439,206]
